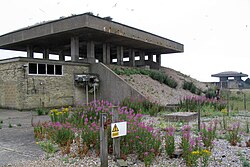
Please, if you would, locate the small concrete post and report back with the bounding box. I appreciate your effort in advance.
[198,103,201,132]
[100,113,108,167]
[227,90,230,116]
[112,106,120,159]
[244,93,246,112]
[86,82,88,105]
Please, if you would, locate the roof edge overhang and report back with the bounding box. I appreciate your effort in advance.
[0,13,183,54]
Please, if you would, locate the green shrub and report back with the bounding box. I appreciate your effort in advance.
[113,67,178,88]
[183,81,202,95]
[205,88,217,99]
[39,140,58,154]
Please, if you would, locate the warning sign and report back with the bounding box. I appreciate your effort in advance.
[112,124,119,138]
[111,122,127,138]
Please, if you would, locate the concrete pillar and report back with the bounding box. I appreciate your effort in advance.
[139,51,145,65]
[59,51,65,61]
[102,43,107,63]
[117,46,124,65]
[27,46,34,58]
[71,36,79,62]
[43,49,49,60]
[129,49,135,67]
[148,54,153,62]
[106,43,111,64]
[87,41,95,63]
[156,54,161,66]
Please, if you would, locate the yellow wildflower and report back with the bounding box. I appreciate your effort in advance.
[191,150,200,155]
[58,112,63,115]
[36,142,39,144]
[221,108,227,115]
[50,109,58,113]
[202,149,211,156]
[62,108,69,113]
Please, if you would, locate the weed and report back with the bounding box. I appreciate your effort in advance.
[8,123,12,128]
[240,156,250,167]
[38,140,58,154]
[0,120,3,124]
[17,123,22,127]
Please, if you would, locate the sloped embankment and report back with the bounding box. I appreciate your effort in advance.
[109,65,208,106]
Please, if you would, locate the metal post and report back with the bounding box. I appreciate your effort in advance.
[86,82,88,105]
[198,103,201,132]
[227,90,230,116]
[112,106,120,160]
[244,93,246,112]
[100,113,108,167]
[94,84,96,102]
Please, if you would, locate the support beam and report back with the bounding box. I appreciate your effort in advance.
[27,46,34,58]
[129,49,135,67]
[71,36,79,62]
[43,48,49,60]
[156,54,161,66]
[106,43,111,64]
[87,41,95,63]
[117,46,123,65]
[148,54,153,62]
[59,51,65,61]
[139,51,145,65]
[102,43,107,64]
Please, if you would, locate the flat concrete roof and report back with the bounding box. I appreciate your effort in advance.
[0,13,183,55]
[211,71,248,78]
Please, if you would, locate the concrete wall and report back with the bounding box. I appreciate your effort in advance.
[90,63,145,103]
[0,57,89,110]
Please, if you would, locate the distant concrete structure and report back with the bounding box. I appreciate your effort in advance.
[0,13,184,110]
[211,71,248,89]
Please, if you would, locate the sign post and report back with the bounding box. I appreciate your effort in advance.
[112,106,120,159]
[100,113,108,167]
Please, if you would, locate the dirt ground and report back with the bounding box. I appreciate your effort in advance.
[0,109,49,166]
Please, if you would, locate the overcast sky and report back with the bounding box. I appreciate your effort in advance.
[0,0,249,82]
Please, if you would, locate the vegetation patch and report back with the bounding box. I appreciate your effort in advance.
[113,67,178,88]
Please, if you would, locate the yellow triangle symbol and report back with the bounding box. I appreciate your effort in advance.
[112,124,119,132]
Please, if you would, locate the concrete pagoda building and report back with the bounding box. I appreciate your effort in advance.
[211,71,248,89]
[0,13,183,110]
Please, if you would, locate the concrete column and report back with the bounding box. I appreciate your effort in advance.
[156,54,161,66]
[148,54,153,62]
[27,46,34,58]
[117,46,124,65]
[129,49,135,67]
[139,51,145,65]
[106,43,111,64]
[43,49,49,60]
[102,43,107,63]
[87,41,95,63]
[71,36,79,62]
[59,51,65,61]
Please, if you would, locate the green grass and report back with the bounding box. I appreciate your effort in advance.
[220,89,250,111]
